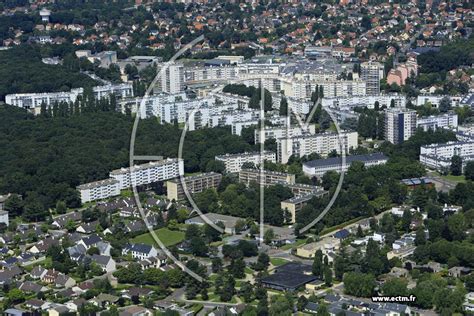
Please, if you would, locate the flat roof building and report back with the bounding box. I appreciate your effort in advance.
[239,168,296,186]
[215,151,276,173]
[76,179,121,204]
[281,191,326,223]
[166,172,222,201]
[277,131,358,164]
[110,159,183,190]
[384,108,417,144]
[302,152,388,177]
[185,213,242,235]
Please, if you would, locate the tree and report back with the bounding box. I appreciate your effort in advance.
[324,266,333,286]
[334,255,346,281]
[255,252,270,271]
[415,227,427,246]
[219,274,236,302]
[211,257,222,273]
[239,282,254,303]
[447,213,466,241]
[381,278,408,296]
[279,97,288,116]
[465,161,474,181]
[316,304,330,316]
[439,96,452,113]
[269,295,292,316]
[401,209,413,232]
[343,272,376,297]
[56,200,67,214]
[4,194,23,217]
[312,249,324,278]
[450,155,462,176]
[7,288,25,305]
[228,257,246,279]
[297,295,308,311]
[363,239,388,276]
[263,228,275,245]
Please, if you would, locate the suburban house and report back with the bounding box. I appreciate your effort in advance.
[122,243,158,260]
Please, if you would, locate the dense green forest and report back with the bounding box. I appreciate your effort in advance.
[0,105,255,210]
[0,46,97,101]
[417,36,474,74]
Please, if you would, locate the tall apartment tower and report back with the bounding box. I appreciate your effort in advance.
[157,63,184,94]
[361,61,384,95]
[384,108,417,144]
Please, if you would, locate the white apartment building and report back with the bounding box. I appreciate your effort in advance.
[360,61,384,95]
[92,84,133,100]
[5,84,133,113]
[277,131,359,164]
[5,90,82,111]
[384,108,417,144]
[302,152,388,177]
[272,95,313,115]
[321,94,406,110]
[284,79,367,99]
[420,141,474,172]
[76,179,121,203]
[237,75,366,100]
[417,112,458,131]
[157,63,184,94]
[109,159,184,190]
[254,124,316,144]
[231,119,260,136]
[185,64,238,83]
[215,151,277,173]
[416,95,463,108]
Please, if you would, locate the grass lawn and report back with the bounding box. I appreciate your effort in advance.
[132,227,185,247]
[270,257,290,266]
[441,174,466,183]
[280,238,307,250]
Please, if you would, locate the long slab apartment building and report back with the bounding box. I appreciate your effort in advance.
[419,141,474,173]
[215,151,276,173]
[166,172,222,201]
[77,159,183,203]
[302,152,389,177]
[277,131,358,164]
[5,84,133,114]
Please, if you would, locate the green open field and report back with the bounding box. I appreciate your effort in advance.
[441,174,466,183]
[132,227,185,247]
[270,257,290,266]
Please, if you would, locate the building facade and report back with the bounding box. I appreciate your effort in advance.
[166,172,222,201]
[384,108,417,144]
[239,169,296,186]
[215,151,276,173]
[302,152,389,177]
[360,61,384,95]
[419,141,474,172]
[76,179,121,203]
[417,112,458,132]
[110,159,184,190]
[277,131,358,164]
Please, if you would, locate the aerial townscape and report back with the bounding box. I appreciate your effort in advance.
[0,0,473,315]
